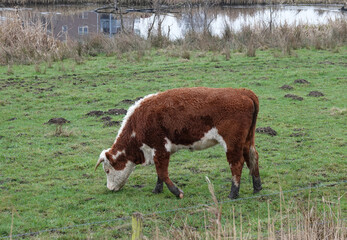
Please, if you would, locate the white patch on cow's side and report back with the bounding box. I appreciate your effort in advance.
[103,159,136,191]
[164,127,227,153]
[131,131,136,138]
[140,144,156,166]
[114,93,158,144]
[112,150,126,160]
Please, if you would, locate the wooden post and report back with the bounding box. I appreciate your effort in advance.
[131,212,143,240]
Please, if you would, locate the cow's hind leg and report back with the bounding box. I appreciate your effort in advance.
[226,144,245,199]
[154,151,183,198]
[244,146,262,194]
[152,176,163,194]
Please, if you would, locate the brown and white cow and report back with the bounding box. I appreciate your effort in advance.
[95,87,262,199]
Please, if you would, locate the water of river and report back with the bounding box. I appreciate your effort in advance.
[0,4,346,40]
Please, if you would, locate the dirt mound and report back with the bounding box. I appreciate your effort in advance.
[256,127,277,136]
[308,91,324,97]
[294,79,310,84]
[7,117,17,121]
[290,128,307,137]
[100,116,112,122]
[284,94,304,101]
[280,85,293,90]
[86,110,104,117]
[103,121,121,127]
[45,118,70,125]
[119,97,143,105]
[107,108,127,115]
[120,99,135,104]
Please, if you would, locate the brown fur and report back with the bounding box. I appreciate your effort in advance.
[104,87,261,198]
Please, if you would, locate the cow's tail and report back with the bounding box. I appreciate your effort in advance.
[244,90,259,174]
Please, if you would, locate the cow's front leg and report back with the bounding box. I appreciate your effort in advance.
[154,151,184,199]
[152,176,163,194]
[226,146,244,199]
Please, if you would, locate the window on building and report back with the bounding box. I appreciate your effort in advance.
[78,26,88,35]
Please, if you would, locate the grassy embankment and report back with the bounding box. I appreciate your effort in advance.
[0,46,346,238]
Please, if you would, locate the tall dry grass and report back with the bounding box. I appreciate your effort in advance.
[1,9,347,65]
[1,0,346,5]
[0,11,64,65]
[152,179,346,240]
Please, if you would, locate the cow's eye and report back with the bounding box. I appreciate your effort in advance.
[105,169,110,174]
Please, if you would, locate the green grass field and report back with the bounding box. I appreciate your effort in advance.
[0,48,346,239]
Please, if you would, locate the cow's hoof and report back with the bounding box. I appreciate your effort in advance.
[228,192,239,199]
[152,188,163,194]
[253,186,262,194]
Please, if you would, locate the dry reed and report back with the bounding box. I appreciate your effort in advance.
[0,11,64,65]
[1,0,346,5]
[152,181,346,240]
[1,10,347,65]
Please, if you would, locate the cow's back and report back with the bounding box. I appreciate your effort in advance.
[130,87,256,146]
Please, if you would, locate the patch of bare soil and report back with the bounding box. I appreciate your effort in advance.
[86,110,104,117]
[107,108,127,115]
[319,61,335,65]
[290,128,308,137]
[188,167,202,173]
[7,117,17,121]
[119,97,143,105]
[131,184,145,189]
[308,91,324,97]
[294,79,310,84]
[280,85,293,90]
[256,127,277,136]
[103,121,121,127]
[45,118,70,125]
[100,116,112,122]
[284,94,304,101]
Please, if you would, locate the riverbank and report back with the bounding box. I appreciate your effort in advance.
[1,8,347,66]
[1,0,346,6]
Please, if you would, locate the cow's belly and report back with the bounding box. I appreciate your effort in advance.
[165,127,227,153]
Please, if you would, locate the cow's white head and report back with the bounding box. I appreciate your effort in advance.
[95,148,136,191]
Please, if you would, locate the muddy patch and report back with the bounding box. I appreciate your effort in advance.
[280,85,293,90]
[131,184,145,189]
[308,91,324,97]
[107,108,127,115]
[103,121,121,127]
[45,118,70,125]
[188,167,202,173]
[284,94,304,101]
[256,127,277,136]
[100,116,112,122]
[119,97,143,105]
[290,128,308,137]
[86,110,104,117]
[294,79,310,84]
